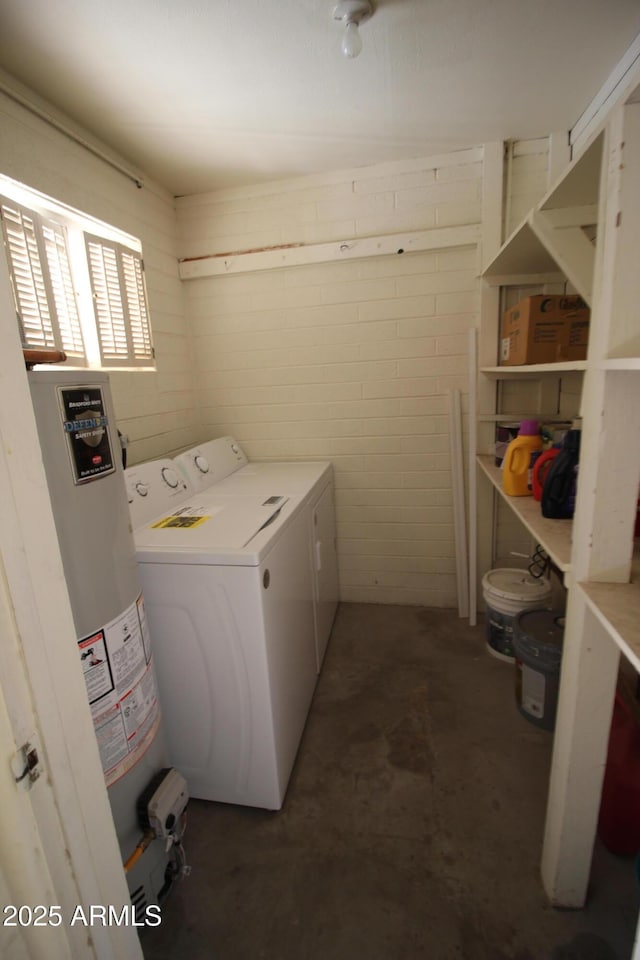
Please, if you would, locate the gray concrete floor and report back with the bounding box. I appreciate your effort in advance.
[142,603,639,960]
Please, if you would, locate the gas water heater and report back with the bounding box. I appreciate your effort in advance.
[28,369,188,917]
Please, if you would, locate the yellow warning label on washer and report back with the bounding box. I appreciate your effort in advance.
[151,514,210,529]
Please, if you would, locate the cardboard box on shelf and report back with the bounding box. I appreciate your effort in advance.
[500,295,590,366]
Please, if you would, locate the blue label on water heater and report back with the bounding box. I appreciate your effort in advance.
[64,415,108,432]
[59,386,115,483]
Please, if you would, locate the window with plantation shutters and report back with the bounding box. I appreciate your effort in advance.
[0,197,85,359]
[0,180,156,371]
[85,234,154,367]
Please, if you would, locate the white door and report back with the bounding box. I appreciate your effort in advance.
[0,571,74,960]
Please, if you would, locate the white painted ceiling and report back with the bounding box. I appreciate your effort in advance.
[0,0,639,196]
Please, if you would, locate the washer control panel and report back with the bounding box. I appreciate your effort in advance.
[161,465,181,489]
[194,454,209,474]
[174,436,248,493]
[124,458,193,528]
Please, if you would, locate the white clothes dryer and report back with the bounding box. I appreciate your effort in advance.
[124,462,317,810]
[174,437,339,670]
[174,436,329,500]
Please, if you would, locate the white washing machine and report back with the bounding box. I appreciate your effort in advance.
[124,462,317,810]
[174,437,339,670]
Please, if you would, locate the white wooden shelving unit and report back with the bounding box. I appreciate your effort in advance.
[476,455,574,573]
[475,78,640,929]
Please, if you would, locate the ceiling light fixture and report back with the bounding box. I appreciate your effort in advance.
[333,0,373,59]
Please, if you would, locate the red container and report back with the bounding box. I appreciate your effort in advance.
[532,447,560,502]
[597,694,640,856]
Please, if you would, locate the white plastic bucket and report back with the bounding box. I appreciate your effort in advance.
[482,568,552,662]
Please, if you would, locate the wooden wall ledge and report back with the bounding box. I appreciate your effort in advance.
[178,223,480,279]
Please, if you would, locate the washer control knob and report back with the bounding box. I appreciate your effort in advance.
[161,466,180,489]
[135,482,149,497]
[194,455,209,474]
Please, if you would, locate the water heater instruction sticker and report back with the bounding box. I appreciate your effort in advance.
[78,593,160,787]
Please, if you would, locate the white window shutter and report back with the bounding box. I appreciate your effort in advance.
[85,234,153,367]
[121,250,153,361]
[0,199,56,349]
[85,237,129,362]
[41,219,85,358]
[1,198,86,361]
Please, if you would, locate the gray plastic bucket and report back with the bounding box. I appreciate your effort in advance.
[482,568,552,662]
[513,609,565,731]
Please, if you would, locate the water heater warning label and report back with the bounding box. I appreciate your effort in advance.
[79,593,160,787]
[79,630,112,703]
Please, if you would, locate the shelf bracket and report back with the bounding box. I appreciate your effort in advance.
[529,210,595,303]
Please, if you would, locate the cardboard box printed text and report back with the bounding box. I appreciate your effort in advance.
[500,295,590,366]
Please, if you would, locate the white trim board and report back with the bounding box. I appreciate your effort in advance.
[179,224,480,278]
[570,31,640,156]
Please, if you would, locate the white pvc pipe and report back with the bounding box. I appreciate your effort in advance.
[449,388,469,618]
[468,328,478,625]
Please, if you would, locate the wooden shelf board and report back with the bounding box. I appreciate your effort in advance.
[477,455,573,572]
[482,217,561,278]
[480,361,587,379]
[540,134,603,212]
[579,579,640,672]
[477,412,563,422]
[483,271,566,288]
[482,136,603,294]
[600,357,640,371]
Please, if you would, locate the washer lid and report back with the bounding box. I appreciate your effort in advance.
[213,460,332,499]
[133,493,291,559]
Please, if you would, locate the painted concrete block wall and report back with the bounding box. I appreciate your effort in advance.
[177,151,483,606]
[0,88,199,463]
